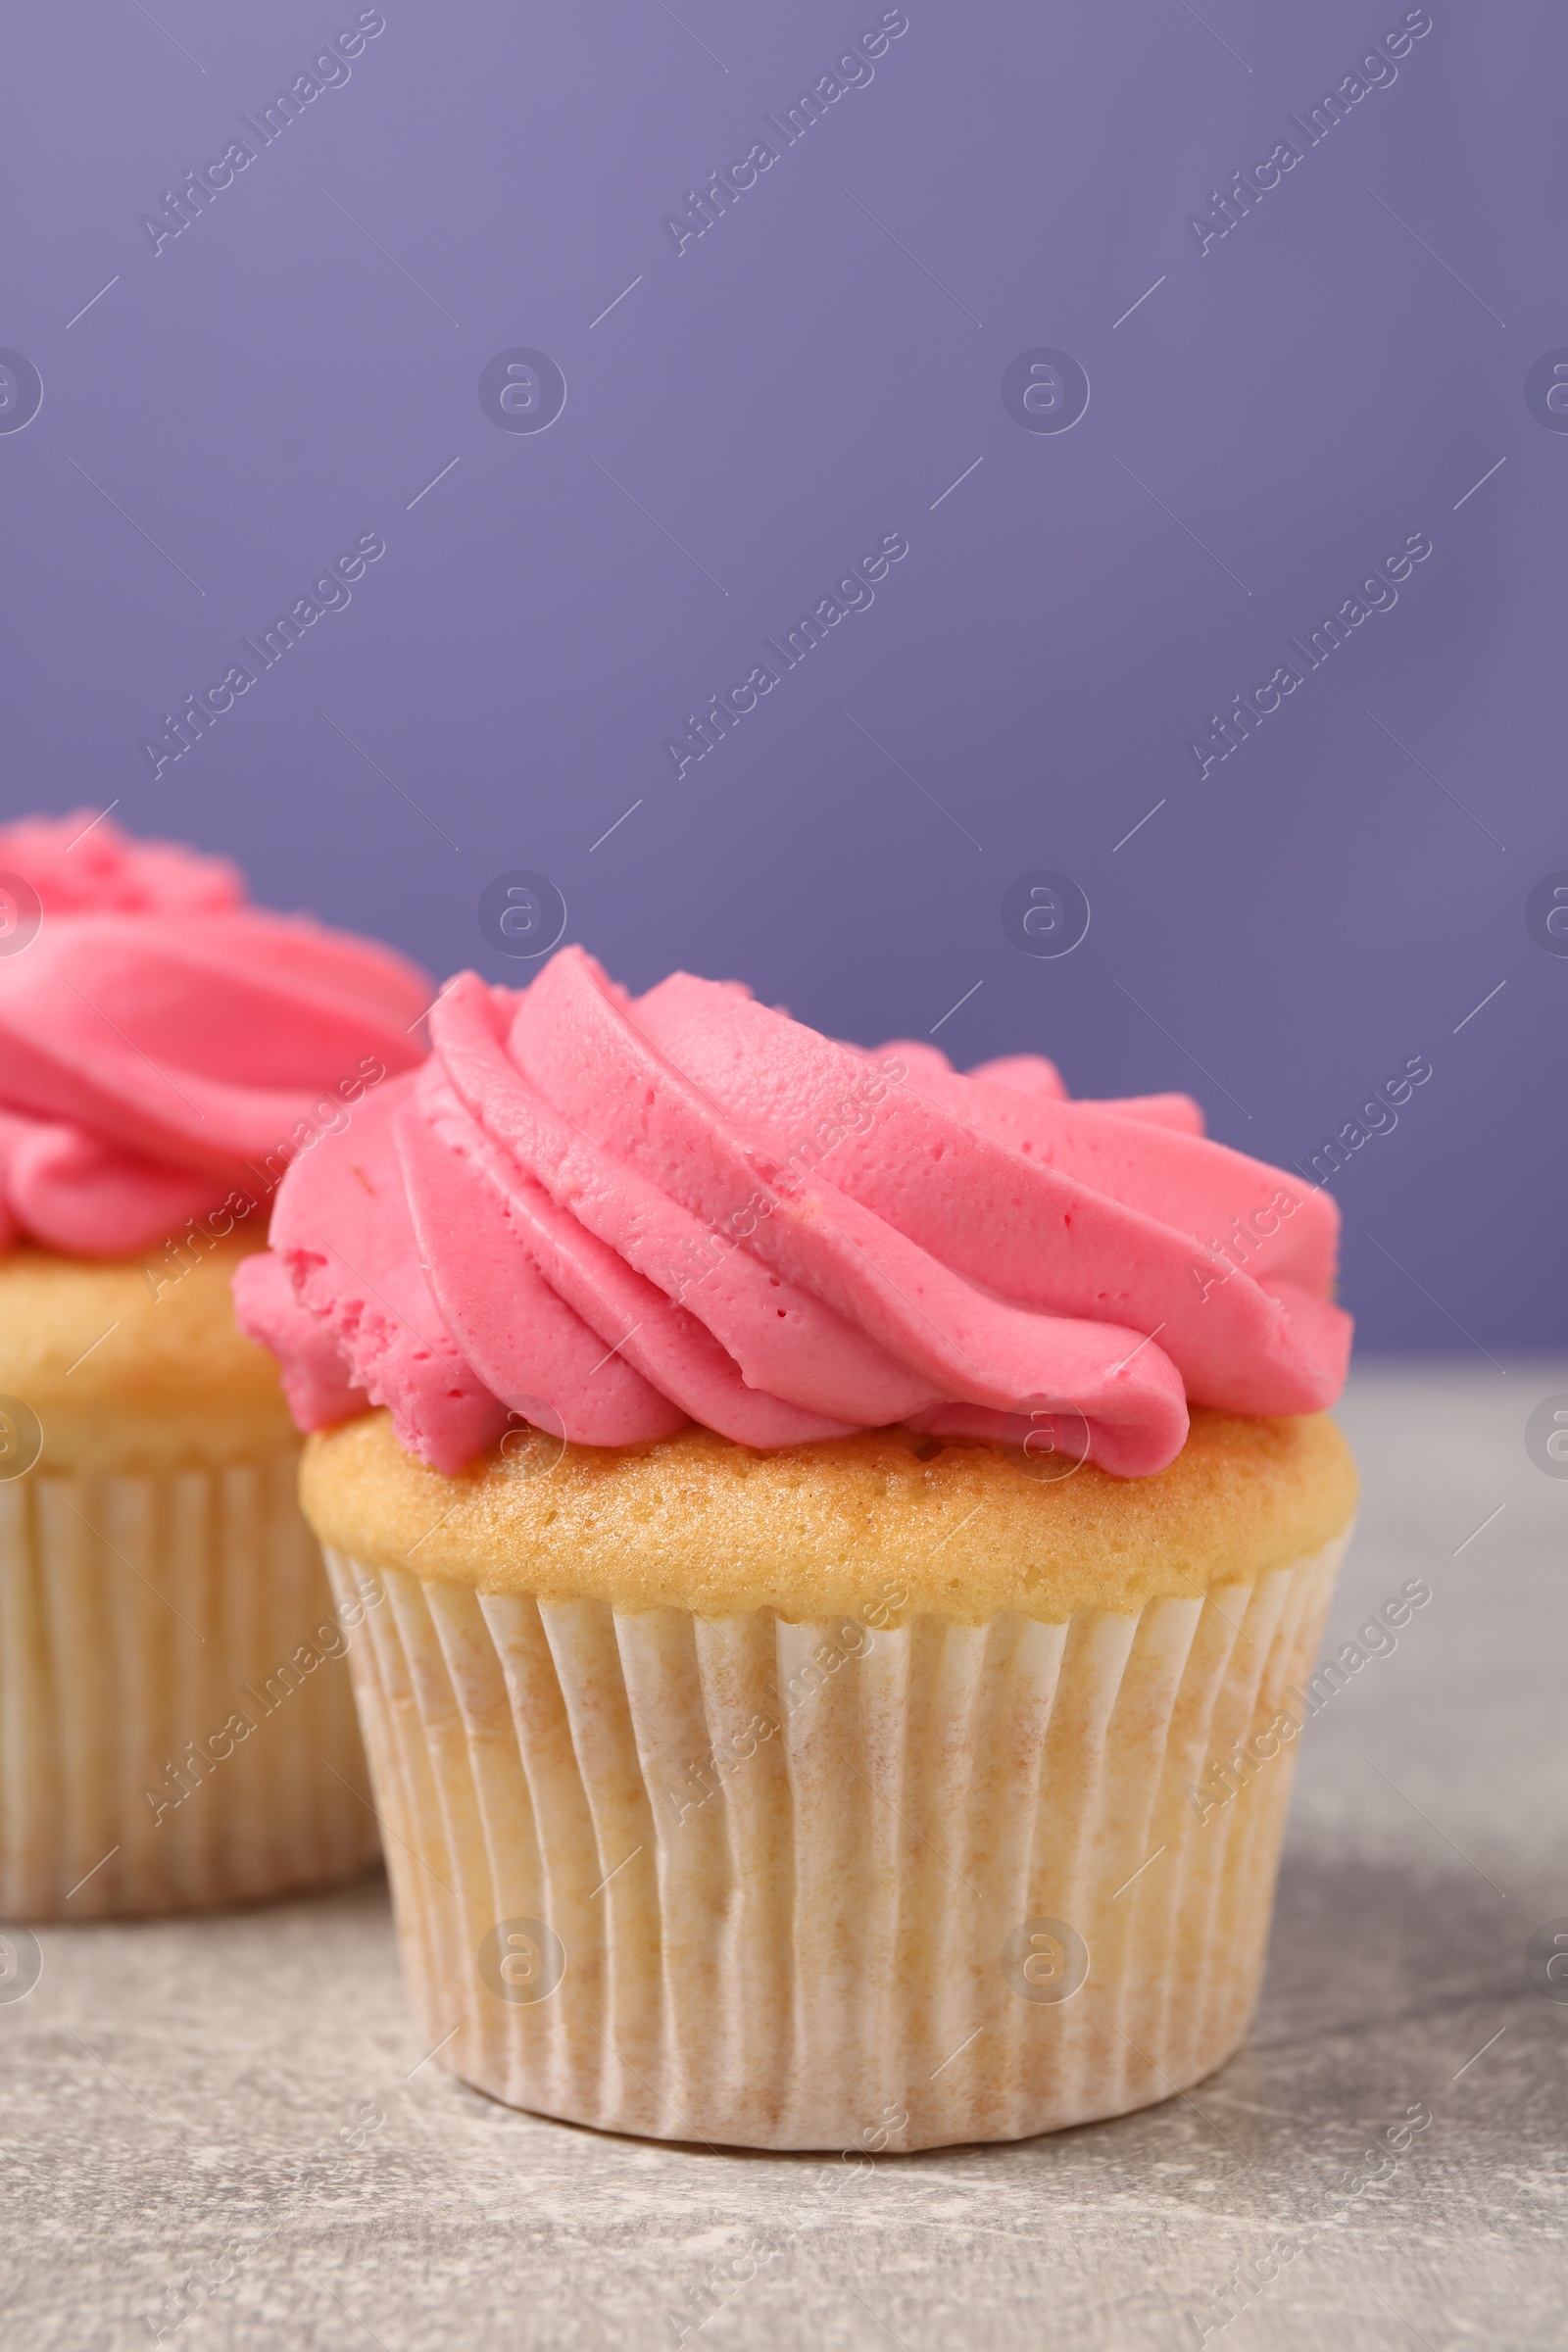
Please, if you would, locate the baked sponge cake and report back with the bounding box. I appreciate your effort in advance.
[0,1241,381,1917]
[0,813,428,1916]
[241,945,1357,2149]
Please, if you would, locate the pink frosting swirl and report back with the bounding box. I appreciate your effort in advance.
[0,812,430,1256]
[234,945,1350,1477]
[0,809,245,916]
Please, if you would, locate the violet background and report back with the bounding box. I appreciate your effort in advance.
[1,0,1560,1355]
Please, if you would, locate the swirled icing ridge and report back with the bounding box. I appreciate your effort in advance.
[235,945,1349,1476]
[0,812,429,1255]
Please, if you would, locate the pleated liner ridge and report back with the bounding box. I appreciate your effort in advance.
[325,1534,1348,2152]
[0,1452,380,1919]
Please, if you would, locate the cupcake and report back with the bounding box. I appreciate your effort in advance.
[241,945,1355,2150]
[0,812,428,1917]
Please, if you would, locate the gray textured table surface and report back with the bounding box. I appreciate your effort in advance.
[5,1364,1566,2352]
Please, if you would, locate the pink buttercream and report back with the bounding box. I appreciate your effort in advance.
[0,809,245,916]
[235,945,1351,1478]
[0,813,430,1256]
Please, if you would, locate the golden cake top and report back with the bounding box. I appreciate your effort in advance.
[0,1238,298,1471]
[301,1403,1356,1624]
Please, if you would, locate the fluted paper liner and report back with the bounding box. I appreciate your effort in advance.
[0,1451,380,1919]
[325,1534,1347,2151]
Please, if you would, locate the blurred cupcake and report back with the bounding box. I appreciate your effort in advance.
[241,946,1355,2149]
[0,811,428,1917]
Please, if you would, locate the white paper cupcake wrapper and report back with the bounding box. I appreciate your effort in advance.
[0,1454,380,1919]
[324,1534,1348,2151]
